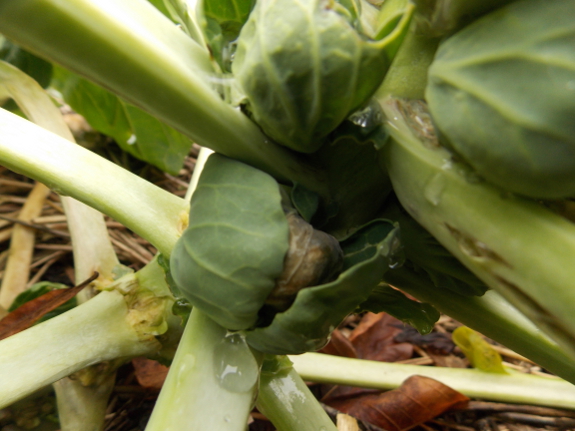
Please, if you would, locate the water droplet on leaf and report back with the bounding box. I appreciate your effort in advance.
[213,333,259,393]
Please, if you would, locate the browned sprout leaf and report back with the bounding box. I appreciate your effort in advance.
[348,312,413,362]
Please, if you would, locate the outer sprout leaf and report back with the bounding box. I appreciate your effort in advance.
[51,67,193,175]
[170,154,289,330]
[358,284,439,335]
[246,220,398,354]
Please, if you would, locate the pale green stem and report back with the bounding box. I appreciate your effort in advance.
[0,0,328,194]
[52,375,117,431]
[0,108,188,256]
[384,268,575,384]
[291,353,575,410]
[145,308,261,431]
[380,97,575,359]
[256,356,338,431]
[0,59,121,431]
[0,290,157,409]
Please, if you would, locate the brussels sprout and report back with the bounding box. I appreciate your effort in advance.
[170,154,289,330]
[232,0,414,153]
[170,154,344,330]
[426,0,575,198]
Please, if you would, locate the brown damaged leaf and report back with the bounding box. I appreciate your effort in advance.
[328,375,469,431]
[0,273,97,341]
[349,312,413,362]
[320,329,358,358]
[132,357,169,390]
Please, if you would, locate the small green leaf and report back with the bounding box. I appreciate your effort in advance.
[51,67,193,174]
[197,0,255,71]
[358,284,439,334]
[291,183,319,223]
[452,326,507,373]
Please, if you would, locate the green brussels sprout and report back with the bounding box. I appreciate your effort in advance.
[232,0,414,153]
[170,154,399,354]
[170,154,289,330]
[426,0,575,198]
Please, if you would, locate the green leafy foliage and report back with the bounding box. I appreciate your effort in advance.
[426,0,575,198]
[197,0,255,71]
[381,196,487,296]
[452,326,507,373]
[9,281,76,323]
[246,220,399,354]
[170,154,289,330]
[0,38,52,89]
[232,0,413,153]
[51,67,193,175]
[358,284,439,334]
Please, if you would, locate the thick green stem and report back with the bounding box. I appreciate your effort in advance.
[0,0,327,193]
[145,308,260,431]
[0,290,157,409]
[0,58,122,431]
[290,353,575,410]
[0,108,188,256]
[256,356,338,431]
[384,268,575,384]
[380,97,575,359]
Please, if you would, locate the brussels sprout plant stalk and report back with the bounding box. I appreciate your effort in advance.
[0,58,123,431]
[256,356,338,431]
[144,308,263,431]
[290,353,575,410]
[380,97,575,359]
[0,0,329,195]
[0,108,188,257]
[0,290,157,409]
[385,269,575,384]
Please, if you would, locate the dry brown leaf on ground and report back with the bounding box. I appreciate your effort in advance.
[348,312,413,362]
[326,375,469,431]
[0,272,97,340]
[131,357,169,390]
[320,329,358,358]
